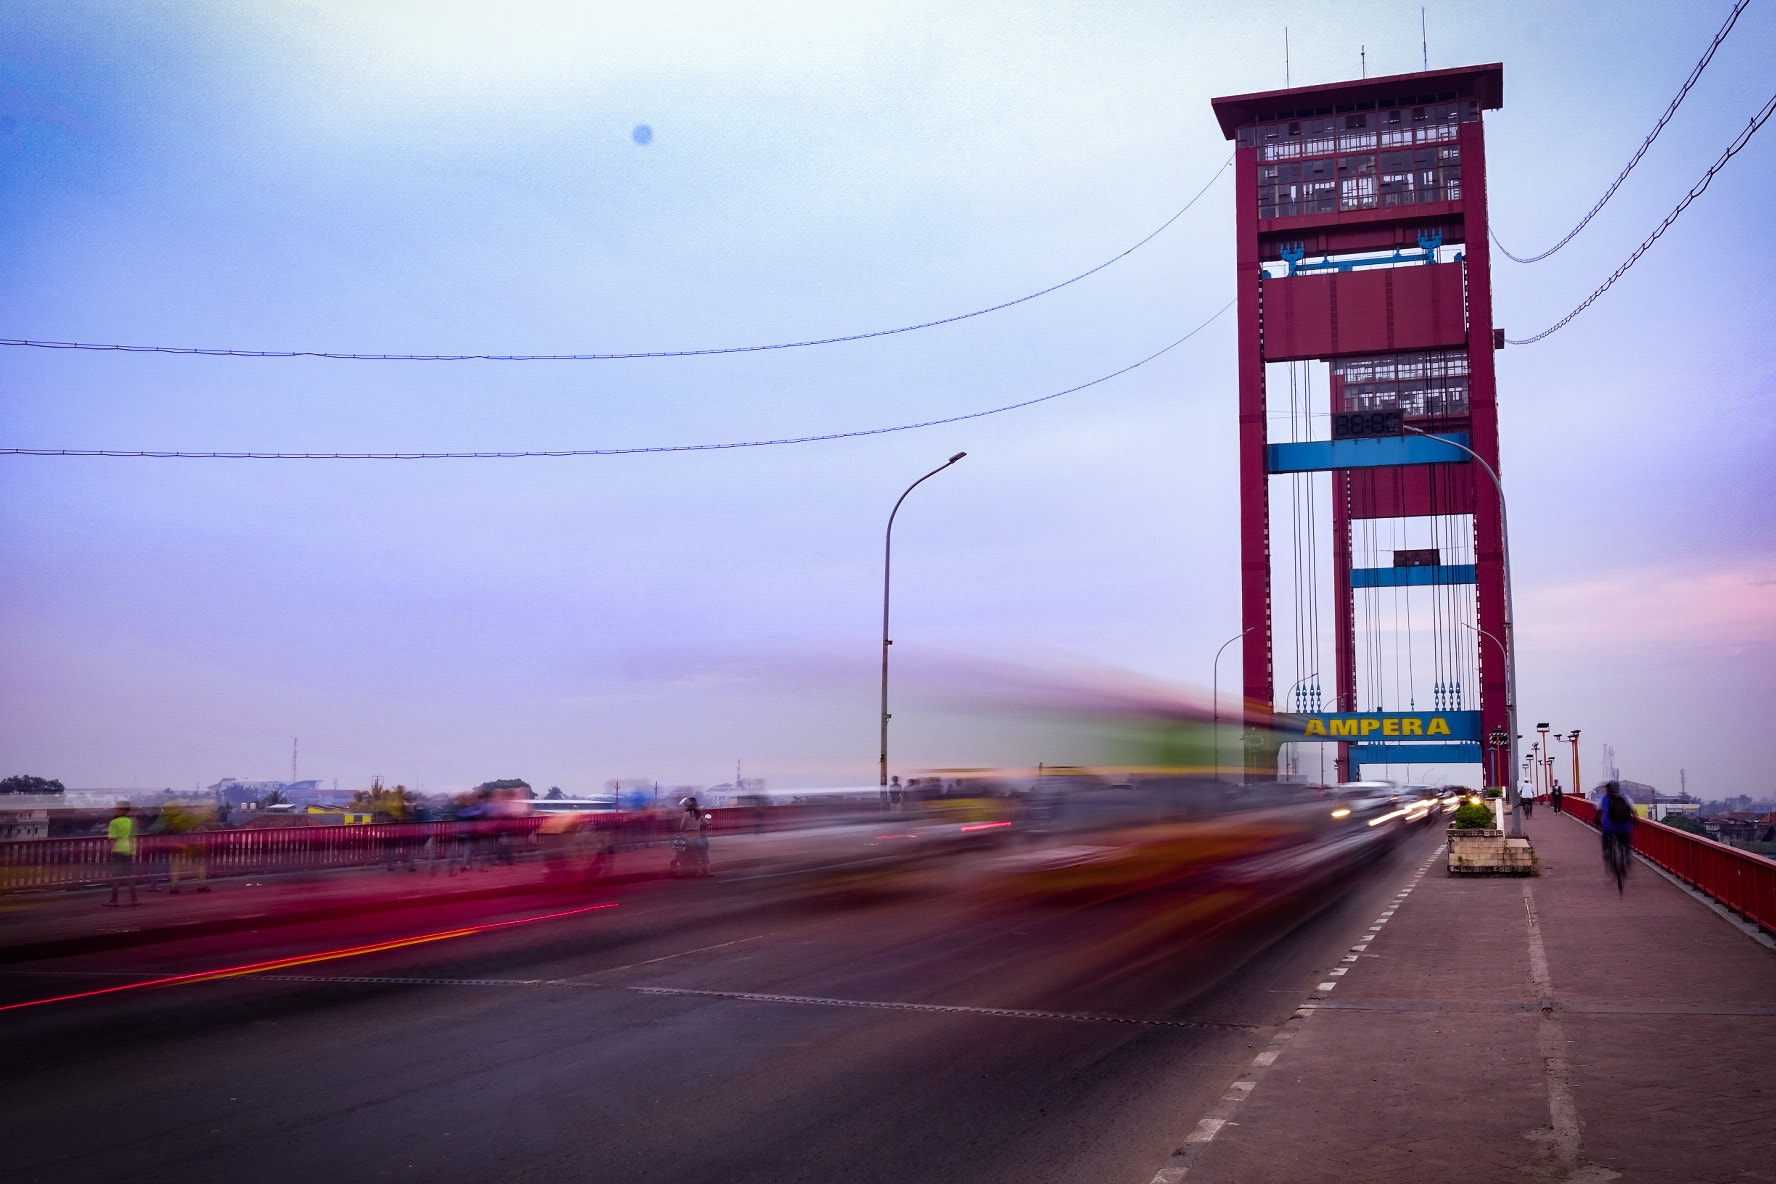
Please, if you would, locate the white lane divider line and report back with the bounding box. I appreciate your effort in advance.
[627,985,1262,1031]
[548,934,771,984]
[1148,1004,1316,1184]
[1149,843,1447,1181]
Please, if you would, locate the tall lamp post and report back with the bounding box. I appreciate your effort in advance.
[1560,729,1582,810]
[1536,722,1552,802]
[1405,425,1522,838]
[1212,628,1253,783]
[880,452,967,787]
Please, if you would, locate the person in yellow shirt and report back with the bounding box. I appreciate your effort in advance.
[107,803,139,906]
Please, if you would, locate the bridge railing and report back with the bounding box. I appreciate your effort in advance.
[0,819,547,893]
[1556,796,1775,935]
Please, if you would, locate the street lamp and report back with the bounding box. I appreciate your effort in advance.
[1212,628,1254,783]
[1405,424,1522,838]
[1559,729,1582,812]
[880,452,967,787]
[1536,722,1551,800]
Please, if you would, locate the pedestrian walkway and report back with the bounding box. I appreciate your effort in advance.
[1158,810,1776,1184]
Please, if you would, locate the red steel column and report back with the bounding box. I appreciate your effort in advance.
[1460,117,1511,762]
[1234,143,1273,772]
[1331,469,1356,780]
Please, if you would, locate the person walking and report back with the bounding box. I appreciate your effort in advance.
[106,803,139,906]
[1551,780,1564,815]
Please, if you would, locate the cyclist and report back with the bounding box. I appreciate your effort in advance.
[1598,780,1635,890]
[673,796,711,876]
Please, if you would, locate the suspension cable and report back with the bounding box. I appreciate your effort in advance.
[1492,0,1752,264]
[0,302,1232,460]
[1508,88,1776,344]
[0,157,1232,363]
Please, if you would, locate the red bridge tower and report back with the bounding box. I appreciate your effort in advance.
[1211,65,1508,783]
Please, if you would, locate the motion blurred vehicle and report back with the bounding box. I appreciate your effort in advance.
[1391,786,1444,826]
[1324,781,1399,823]
[538,807,618,889]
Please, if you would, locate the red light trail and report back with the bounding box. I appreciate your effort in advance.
[1,901,618,1013]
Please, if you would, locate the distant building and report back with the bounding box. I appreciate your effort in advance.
[0,807,48,840]
[1590,778,1699,822]
[1710,812,1776,852]
[208,778,335,806]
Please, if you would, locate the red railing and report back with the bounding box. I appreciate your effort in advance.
[0,819,546,892]
[1558,796,1776,935]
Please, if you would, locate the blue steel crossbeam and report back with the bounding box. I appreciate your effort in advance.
[1267,433,1471,474]
[1350,742,1483,765]
[1351,564,1477,588]
[1276,230,1448,277]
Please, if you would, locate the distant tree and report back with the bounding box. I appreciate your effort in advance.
[545,786,565,800]
[1659,813,1710,838]
[351,781,417,821]
[475,778,533,798]
[0,775,65,795]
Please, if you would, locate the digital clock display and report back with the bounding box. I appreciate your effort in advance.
[1331,409,1404,439]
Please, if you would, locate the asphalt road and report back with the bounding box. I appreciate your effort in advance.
[2,823,1444,1184]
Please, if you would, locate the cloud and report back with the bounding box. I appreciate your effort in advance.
[1519,557,1776,652]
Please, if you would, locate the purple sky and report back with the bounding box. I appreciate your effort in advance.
[2,1,1771,798]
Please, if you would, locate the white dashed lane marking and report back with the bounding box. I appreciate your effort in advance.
[1148,843,1447,1182]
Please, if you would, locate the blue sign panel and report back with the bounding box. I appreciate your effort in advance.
[1275,711,1483,742]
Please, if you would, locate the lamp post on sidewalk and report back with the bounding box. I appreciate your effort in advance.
[880,452,967,787]
[1405,425,1521,838]
[1536,722,1552,802]
[1560,729,1582,808]
[1212,628,1254,783]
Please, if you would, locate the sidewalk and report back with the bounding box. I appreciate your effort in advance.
[1161,810,1776,1184]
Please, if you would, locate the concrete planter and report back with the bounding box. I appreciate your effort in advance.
[1447,826,1537,876]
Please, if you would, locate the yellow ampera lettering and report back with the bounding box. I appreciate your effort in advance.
[1382,718,1401,736]
[1403,717,1425,736]
[1330,719,1358,737]
[1305,718,1327,737]
[1428,717,1452,736]
[1361,718,1381,736]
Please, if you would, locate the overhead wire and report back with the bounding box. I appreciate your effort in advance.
[0,302,1233,460]
[0,157,1233,363]
[1492,0,1752,264]
[1508,87,1776,344]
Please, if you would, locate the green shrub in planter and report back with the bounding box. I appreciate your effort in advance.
[1482,786,1502,800]
[1452,802,1497,830]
